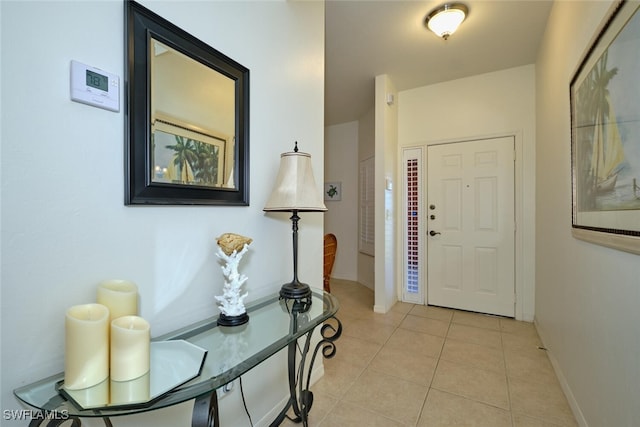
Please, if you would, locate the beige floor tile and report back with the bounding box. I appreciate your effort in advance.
[452,310,501,331]
[432,359,510,410]
[447,323,503,349]
[337,294,373,313]
[335,310,360,328]
[333,296,365,310]
[318,401,405,427]
[366,309,408,327]
[440,338,506,374]
[502,330,543,354]
[386,327,445,359]
[331,335,382,368]
[343,368,429,425]
[336,315,367,344]
[332,295,373,314]
[391,301,414,314]
[368,345,438,386]
[280,391,338,427]
[312,357,365,399]
[417,389,512,427]
[409,304,454,322]
[347,290,375,304]
[340,304,376,320]
[330,278,371,296]
[504,350,559,386]
[500,318,538,336]
[509,376,577,426]
[324,280,577,427]
[512,413,570,427]
[341,317,396,345]
[400,314,450,337]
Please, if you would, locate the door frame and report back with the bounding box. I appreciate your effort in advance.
[399,131,529,320]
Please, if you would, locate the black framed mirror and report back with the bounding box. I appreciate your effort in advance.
[125,0,249,205]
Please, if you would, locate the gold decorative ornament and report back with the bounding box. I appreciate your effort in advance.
[216,233,253,256]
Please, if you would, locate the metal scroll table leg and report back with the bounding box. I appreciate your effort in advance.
[28,417,82,427]
[191,391,220,427]
[270,332,304,426]
[271,315,342,426]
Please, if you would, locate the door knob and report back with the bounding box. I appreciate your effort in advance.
[429,230,441,236]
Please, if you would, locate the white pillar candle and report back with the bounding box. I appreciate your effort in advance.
[97,280,138,321]
[110,315,150,382]
[65,304,110,390]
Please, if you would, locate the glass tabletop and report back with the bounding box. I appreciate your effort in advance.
[14,290,339,418]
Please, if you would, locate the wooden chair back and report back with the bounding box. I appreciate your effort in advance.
[323,233,338,293]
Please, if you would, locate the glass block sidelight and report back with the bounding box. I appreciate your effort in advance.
[402,148,423,303]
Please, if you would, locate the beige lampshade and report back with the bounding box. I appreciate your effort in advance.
[264,149,327,212]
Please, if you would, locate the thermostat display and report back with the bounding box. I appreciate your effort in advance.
[86,69,109,92]
[70,60,119,112]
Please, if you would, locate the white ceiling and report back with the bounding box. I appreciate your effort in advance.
[324,0,554,126]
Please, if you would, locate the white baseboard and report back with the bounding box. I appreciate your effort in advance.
[373,305,387,314]
[534,319,588,427]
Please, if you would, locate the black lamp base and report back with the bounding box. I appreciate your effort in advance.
[279,282,312,300]
[279,282,313,314]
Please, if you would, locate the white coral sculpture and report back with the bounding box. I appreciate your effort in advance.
[214,233,252,317]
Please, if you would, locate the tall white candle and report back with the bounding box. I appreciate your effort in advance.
[110,315,150,382]
[97,280,138,321]
[65,303,110,390]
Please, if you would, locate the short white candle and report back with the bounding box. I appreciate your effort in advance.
[110,372,150,405]
[110,315,150,382]
[64,378,109,408]
[97,280,138,321]
[65,303,110,390]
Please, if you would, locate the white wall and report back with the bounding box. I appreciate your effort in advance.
[358,107,376,290]
[398,64,537,321]
[373,74,398,313]
[535,1,640,425]
[0,1,324,426]
[324,122,358,281]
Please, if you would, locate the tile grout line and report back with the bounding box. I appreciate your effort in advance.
[499,319,517,427]
[325,283,576,426]
[413,309,454,427]
[319,294,413,425]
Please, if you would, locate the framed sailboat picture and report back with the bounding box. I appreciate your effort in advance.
[571,0,640,254]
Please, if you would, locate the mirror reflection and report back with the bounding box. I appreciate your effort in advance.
[150,39,236,189]
[125,0,249,205]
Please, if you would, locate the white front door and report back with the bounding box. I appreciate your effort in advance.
[426,137,515,317]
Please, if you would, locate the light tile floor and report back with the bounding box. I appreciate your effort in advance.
[285,279,577,427]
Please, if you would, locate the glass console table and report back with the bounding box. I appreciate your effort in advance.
[14,290,341,427]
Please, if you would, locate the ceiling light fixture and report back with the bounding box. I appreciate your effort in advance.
[425,3,468,40]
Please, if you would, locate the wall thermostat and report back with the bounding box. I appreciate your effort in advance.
[70,60,119,112]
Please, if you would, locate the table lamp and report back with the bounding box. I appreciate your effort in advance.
[264,142,327,302]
